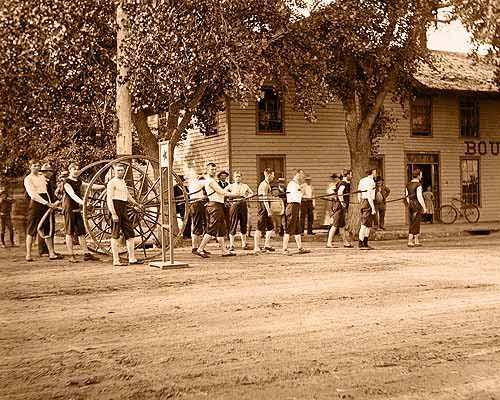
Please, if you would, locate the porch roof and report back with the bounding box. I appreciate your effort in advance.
[415,51,499,94]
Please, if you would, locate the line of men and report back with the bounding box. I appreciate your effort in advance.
[22,159,428,264]
[188,163,313,258]
[187,163,426,256]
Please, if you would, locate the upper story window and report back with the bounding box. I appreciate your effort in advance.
[257,87,283,133]
[460,98,480,138]
[411,95,432,136]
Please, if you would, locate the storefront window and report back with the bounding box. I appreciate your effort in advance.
[461,159,480,206]
[460,99,480,137]
[411,95,432,136]
[257,87,283,133]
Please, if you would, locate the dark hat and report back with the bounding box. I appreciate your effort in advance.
[217,170,229,178]
[305,176,312,181]
[376,177,384,182]
[330,173,340,179]
[342,168,352,176]
[40,163,54,172]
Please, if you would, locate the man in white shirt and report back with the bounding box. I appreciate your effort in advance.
[24,160,61,262]
[357,167,377,250]
[282,170,311,255]
[300,176,315,235]
[106,163,143,266]
[63,162,105,263]
[254,168,276,254]
[188,172,207,254]
[227,171,254,251]
[195,163,239,258]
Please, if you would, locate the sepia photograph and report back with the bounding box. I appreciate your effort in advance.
[1,0,499,399]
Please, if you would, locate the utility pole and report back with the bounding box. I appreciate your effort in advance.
[116,1,133,156]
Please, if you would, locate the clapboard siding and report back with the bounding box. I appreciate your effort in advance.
[229,92,500,227]
[173,112,230,180]
[379,94,500,224]
[172,90,500,227]
[230,98,350,227]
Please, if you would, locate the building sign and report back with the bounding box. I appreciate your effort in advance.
[464,141,500,156]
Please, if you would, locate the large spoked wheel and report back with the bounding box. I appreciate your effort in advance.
[437,205,458,224]
[463,204,480,223]
[82,155,189,259]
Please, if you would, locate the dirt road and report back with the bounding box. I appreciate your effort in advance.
[1,234,500,400]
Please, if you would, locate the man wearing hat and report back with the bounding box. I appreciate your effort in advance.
[38,163,59,256]
[357,167,377,250]
[300,176,315,235]
[0,185,15,248]
[24,160,62,261]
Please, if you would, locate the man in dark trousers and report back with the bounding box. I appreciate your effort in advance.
[38,163,60,257]
[300,176,315,235]
[217,171,230,234]
[374,177,390,230]
[0,185,15,248]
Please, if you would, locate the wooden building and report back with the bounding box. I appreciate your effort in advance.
[166,51,500,227]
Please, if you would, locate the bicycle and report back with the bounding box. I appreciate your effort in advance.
[437,197,480,224]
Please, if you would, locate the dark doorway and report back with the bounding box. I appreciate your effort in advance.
[406,153,440,220]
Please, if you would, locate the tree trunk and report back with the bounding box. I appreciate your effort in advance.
[345,124,372,236]
[132,111,158,163]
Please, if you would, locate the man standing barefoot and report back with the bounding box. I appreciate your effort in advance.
[282,170,310,256]
[254,168,276,255]
[357,167,377,250]
[106,163,144,266]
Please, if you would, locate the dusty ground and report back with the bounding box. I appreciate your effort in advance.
[1,234,500,400]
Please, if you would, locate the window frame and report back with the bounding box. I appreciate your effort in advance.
[410,94,433,137]
[256,86,285,136]
[459,97,480,138]
[460,157,481,207]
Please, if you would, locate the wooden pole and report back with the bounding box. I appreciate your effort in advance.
[116,1,133,156]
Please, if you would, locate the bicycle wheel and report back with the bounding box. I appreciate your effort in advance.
[437,205,457,224]
[463,205,480,223]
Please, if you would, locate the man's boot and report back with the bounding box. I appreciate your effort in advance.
[363,237,374,250]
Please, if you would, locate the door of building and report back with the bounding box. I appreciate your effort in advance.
[257,155,286,183]
[406,153,440,209]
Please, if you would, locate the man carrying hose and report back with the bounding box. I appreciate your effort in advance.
[24,160,62,261]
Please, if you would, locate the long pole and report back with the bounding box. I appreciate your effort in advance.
[167,141,175,264]
[158,144,166,263]
[116,1,133,156]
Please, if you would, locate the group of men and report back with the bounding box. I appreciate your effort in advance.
[22,160,144,266]
[188,164,313,258]
[16,158,427,265]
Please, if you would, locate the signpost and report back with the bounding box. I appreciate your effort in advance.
[149,140,189,269]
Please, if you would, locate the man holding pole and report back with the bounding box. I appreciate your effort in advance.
[357,167,377,250]
[194,163,238,258]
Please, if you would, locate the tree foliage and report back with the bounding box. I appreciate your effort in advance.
[0,0,116,176]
